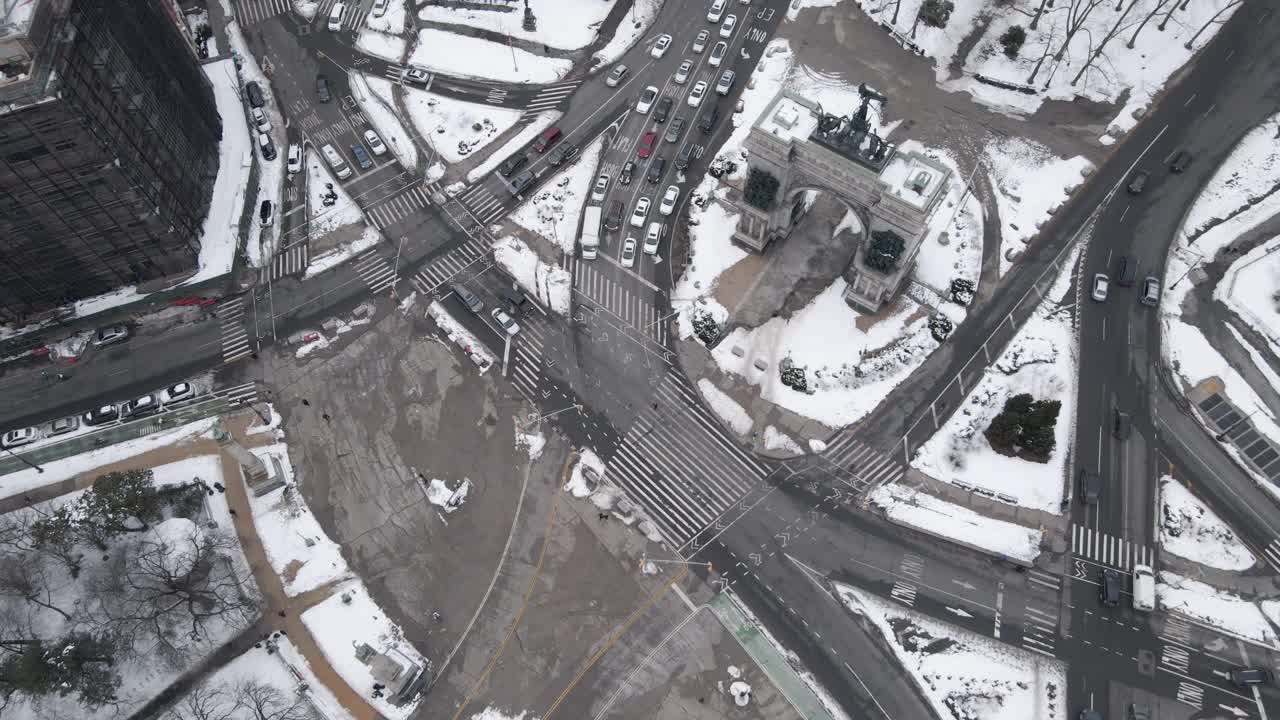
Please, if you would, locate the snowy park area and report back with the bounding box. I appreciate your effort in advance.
[1220,236,1280,359]
[835,582,1066,720]
[981,136,1092,275]
[911,248,1078,512]
[493,236,572,315]
[1159,476,1256,571]
[357,29,406,62]
[467,111,562,182]
[673,176,746,314]
[1188,112,1280,236]
[852,0,1241,131]
[353,73,420,169]
[869,483,1043,563]
[510,136,607,254]
[409,30,573,84]
[172,637,353,720]
[364,0,407,34]
[1157,571,1278,646]
[901,141,985,294]
[420,0,617,51]
[404,88,523,165]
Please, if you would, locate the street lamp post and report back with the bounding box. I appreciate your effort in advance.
[2,445,42,474]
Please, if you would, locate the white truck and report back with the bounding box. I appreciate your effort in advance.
[580,205,602,259]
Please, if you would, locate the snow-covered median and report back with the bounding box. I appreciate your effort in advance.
[592,0,662,66]
[364,0,406,34]
[427,300,496,371]
[493,236,572,315]
[357,30,406,62]
[409,29,572,83]
[511,135,607,254]
[307,149,364,235]
[697,379,753,436]
[1157,571,1277,646]
[1220,236,1280,359]
[466,111,562,183]
[835,582,1065,720]
[305,226,383,279]
[1159,476,1256,571]
[869,483,1042,564]
[405,89,523,164]
[352,73,420,169]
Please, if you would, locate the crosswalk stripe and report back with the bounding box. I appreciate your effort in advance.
[654,380,768,478]
[1070,523,1152,572]
[1265,540,1280,571]
[609,445,708,540]
[639,420,748,507]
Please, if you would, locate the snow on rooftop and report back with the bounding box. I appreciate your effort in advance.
[879,150,945,209]
[409,29,572,84]
[1158,476,1256,572]
[757,94,819,144]
[420,0,617,51]
[906,141,984,295]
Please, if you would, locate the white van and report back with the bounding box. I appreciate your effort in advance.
[327,2,346,31]
[321,144,352,180]
[1132,564,1155,612]
[644,222,663,255]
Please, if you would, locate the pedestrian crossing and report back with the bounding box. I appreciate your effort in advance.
[219,381,259,407]
[820,433,906,492]
[234,0,290,24]
[1020,602,1058,657]
[1175,681,1203,710]
[271,242,309,280]
[457,183,508,225]
[525,81,580,113]
[367,182,432,229]
[410,235,492,295]
[218,297,252,365]
[566,258,667,345]
[508,315,560,401]
[314,0,367,29]
[354,250,398,295]
[1026,568,1061,593]
[605,373,772,550]
[1070,524,1154,572]
[1264,539,1280,572]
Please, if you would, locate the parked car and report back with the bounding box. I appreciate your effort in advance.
[161,382,198,404]
[1169,150,1192,173]
[49,416,79,436]
[82,404,119,426]
[364,130,387,156]
[621,237,637,268]
[1127,169,1149,194]
[259,199,274,227]
[123,394,160,418]
[659,184,679,216]
[315,74,331,102]
[251,107,271,132]
[692,29,710,53]
[674,60,693,85]
[498,153,529,177]
[257,132,276,161]
[286,144,303,174]
[1,427,35,449]
[688,81,709,107]
[453,285,484,314]
[630,197,651,228]
[591,174,610,203]
[619,160,635,186]
[636,86,659,114]
[1140,276,1161,306]
[665,117,686,143]
[491,308,520,335]
[1091,273,1109,302]
[651,33,673,58]
[1078,468,1101,505]
[1099,568,1121,607]
[637,131,658,159]
[350,144,373,170]
[93,325,129,347]
[606,64,629,88]
[245,81,265,108]
[532,126,561,153]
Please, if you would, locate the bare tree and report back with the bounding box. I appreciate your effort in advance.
[891,0,904,25]
[1029,0,1055,30]
[1070,0,1141,85]
[1185,0,1242,49]
[4,502,84,578]
[162,684,237,720]
[1127,0,1174,47]
[1157,0,1180,30]
[233,680,317,720]
[0,555,71,621]
[1027,0,1109,84]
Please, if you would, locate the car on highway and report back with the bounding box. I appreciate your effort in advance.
[636,86,658,114]
[372,0,389,17]
[665,117,686,143]
[620,161,635,185]
[606,64,629,88]
[653,96,673,123]
[162,382,198,404]
[259,199,274,227]
[1230,668,1272,687]
[1127,169,1149,194]
[720,14,737,37]
[1169,150,1192,173]
[498,153,528,177]
[350,143,373,170]
[591,174,610,202]
[651,34,673,58]
[674,60,693,85]
[364,130,387,156]
[491,308,520,336]
[638,131,658,158]
[688,81,708,107]
[507,170,535,196]
[49,416,78,436]
[693,29,710,53]
[1090,273,1109,302]
[659,184,679,216]
[251,107,271,132]
[82,404,119,426]
[709,40,728,67]
[257,132,276,161]
[621,237,637,268]
[1099,568,1121,607]
[699,104,720,133]
[707,0,726,22]
[1114,409,1133,439]
[403,67,430,85]
[453,285,484,314]
[716,70,736,95]
[549,143,579,166]
[94,325,129,347]
[286,144,302,174]
[1078,468,1101,504]
[124,394,160,418]
[644,222,663,255]
[1,427,35,449]
[1140,276,1161,306]
[315,74,331,102]
[630,197,651,228]
[533,126,562,153]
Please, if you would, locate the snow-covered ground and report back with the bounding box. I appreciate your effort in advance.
[1157,571,1277,646]
[592,0,662,66]
[911,247,1078,512]
[409,29,573,84]
[981,136,1092,275]
[357,29,407,62]
[567,449,664,542]
[763,425,806,455]
[466,111,562,183]
[713,39,795,183]
[835,581,1065,720]
[565,447,605,498]
[427,300,497,371]
[697,379,753,436]
[1187,112,1280,235]
[672,176,746,310]
[196,52,253,280]
[1159,476,1256,571]
[851,0,1240,132]
[405,88,524,165]
[246,444,353,595]
[305,225,383,279]
[493,236,572,315]
[869,483,1043,563]
[902,142,984,294]
[301,580,427,719]
[364,0,406,34]
[1220,237,1280,359]
[420,0,617,51]
[184,638,354,720]
[307,149,365,236]
[353,73,420,169]
[510,135,607,254]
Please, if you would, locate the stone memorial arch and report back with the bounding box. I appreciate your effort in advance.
[730,87,951,312]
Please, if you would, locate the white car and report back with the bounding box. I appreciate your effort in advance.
[651,34,673,59]
[659,184,679,216]
[621,237,638,268]
[286,144,302,174]
[644,222,662,255]
[636,85,658,114]
[693,29,710,53]
[251,107,271,132]
[1092,273,1109,302]
[720,14,738,37]
[161,382,197,404]
[707,0,726,22]
[364,129,387,156]
[93,325,129,347]
[1,427,35,449]
[674,60,693,85]
[491,308,520,335]
[709,41,728,67]
[687,81,708,108]
[403,67,430,85]
[591,174,610,202]
[372,0,389,16]
[630,197,651,228]
[606,64,629,88]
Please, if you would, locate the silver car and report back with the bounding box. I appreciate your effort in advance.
[674,60,693,85]
[1091,273,1109,302]
[606,64,629,88]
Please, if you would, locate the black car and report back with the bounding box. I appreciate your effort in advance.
[507,170,535,196]
[1078,469,1101,505]
[451,285,484,314]
[498,154,528,177]
[676,142,694,171]
[619,160,635,186]
[1099,568,1121,607]
[646,157,666,184]
[653,96,673,123]
[350,144,373,170]
[82,404,119,426]
[604,200,624,231]
[699,105,720,134]
[548,143,580,167]
[501,288,528,313]
[1169,150,1192,173]
[664,117,686,144]
[316,74,331,103]
[245,81,265,108]
[1114,409,1133,440]
[1127,170,1149,194]
[1230,668,1272,687]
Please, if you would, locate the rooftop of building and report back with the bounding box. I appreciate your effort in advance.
[756,93,820,144]
[0,0,55,106]
[879,150,950,209]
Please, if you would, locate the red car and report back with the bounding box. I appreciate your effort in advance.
[637,131,657,159]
